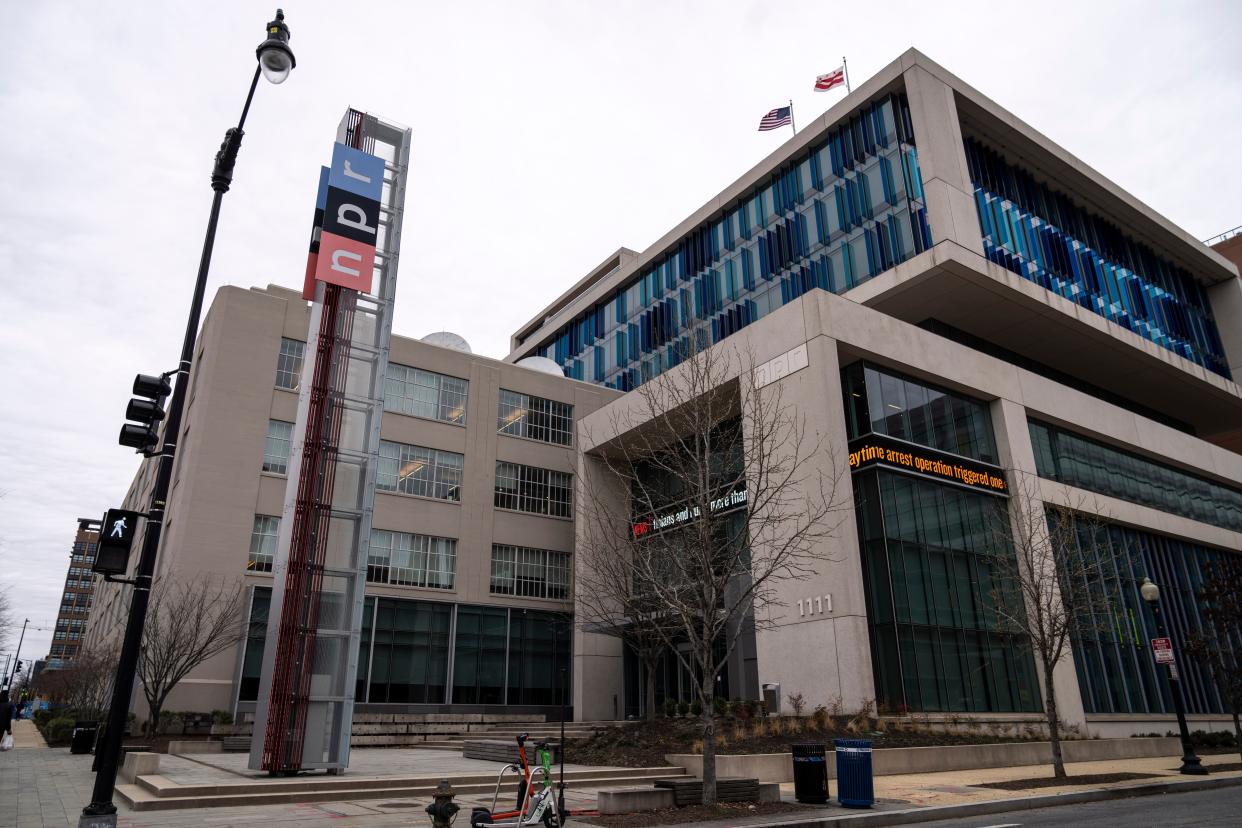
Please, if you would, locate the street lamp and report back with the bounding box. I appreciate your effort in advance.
[79,11,296,828]
[1140,577,1207,776]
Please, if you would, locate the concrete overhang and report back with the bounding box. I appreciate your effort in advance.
[845,241,1242,443]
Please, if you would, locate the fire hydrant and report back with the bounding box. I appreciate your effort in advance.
[426,779,459,828]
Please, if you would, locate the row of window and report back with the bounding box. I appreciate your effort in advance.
[239,590,571,706]
[248,515,571,599]
[964,138,1228,379]
[1029,420,1242,533]
[272,349,576,452]
[531,94,931,390]
[263,427,573,518]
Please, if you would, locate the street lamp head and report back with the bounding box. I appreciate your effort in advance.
[256,8,295,85]
[1140,576,1160,604]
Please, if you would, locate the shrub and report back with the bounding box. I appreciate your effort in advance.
[211,710,234,725]
[787,692,806,717]
[45,717,76,746]
[677,700,690,718]
[690,699,703,717]
[811,704,829,730]
[33,708,53,726]
[712,696,728,717]
[663,698,678,718]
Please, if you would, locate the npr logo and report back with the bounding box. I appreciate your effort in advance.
[308,142,385,296]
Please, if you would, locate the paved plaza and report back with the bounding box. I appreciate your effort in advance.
[5,720,1242,828]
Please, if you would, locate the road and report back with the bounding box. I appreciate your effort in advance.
[920,783,1242,828]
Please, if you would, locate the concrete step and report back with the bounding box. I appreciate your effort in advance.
[118,767,687,811]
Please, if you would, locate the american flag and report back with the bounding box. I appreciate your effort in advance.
[815,67,846,92]
[758,106,792,132]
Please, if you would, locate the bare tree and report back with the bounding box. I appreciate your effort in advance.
[578,338,843,804]
[36,645,117,716]
[1186,555,1242,765]
[986,474,1120,779]
[0,588,11,653]
[137,576,244,735]
[575,531,682,722]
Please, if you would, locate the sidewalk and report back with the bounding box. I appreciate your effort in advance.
[10,719,48,750]
[1,745,1240,828]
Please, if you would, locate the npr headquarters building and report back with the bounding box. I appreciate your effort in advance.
[87,49,1242,736]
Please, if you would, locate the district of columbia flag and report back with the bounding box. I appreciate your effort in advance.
[815,66,846,92]
[758,106,792,131]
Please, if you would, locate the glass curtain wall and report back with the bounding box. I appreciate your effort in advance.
[845,362,1040,712]
[1029,420,1242,533]
[535,94,930,390]
[843,363,997,462]
[964,137,1228,379]
[1061,518,1232,715]
[854,470,1041,712]
[238,589,572,708]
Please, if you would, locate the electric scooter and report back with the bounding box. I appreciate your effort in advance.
[470,733,563,828]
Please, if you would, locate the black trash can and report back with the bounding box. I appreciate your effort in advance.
[790,742,829,803]
[833,739,874,808]
[70,721,98,755]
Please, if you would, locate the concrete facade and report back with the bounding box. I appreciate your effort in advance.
[85,284,619,717]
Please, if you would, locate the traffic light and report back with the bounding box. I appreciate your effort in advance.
[14,661,22,673]
[119,373,171,453]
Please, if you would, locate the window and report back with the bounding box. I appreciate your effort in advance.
[494,462,573,518]
[367,597,452,704]
[854,469,1041,714]
[367,530,456,589]
[490,545,571,600]
[1029,420,1242,534]
[385,364,469,424]
[377,441,463,501]
[508,610,571,705]
[843,362,998,463]
[452,605,508,704]
[275,338,305,390]
[248,515,280,572]
[497,389,574,446]
[263,420,294,474]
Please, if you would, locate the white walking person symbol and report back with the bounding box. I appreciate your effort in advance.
[111,517,127,538]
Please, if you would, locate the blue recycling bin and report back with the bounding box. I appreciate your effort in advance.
[833,739,874,808]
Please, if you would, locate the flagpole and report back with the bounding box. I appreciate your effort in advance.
[843,56,852,93]
[788,98,796,135]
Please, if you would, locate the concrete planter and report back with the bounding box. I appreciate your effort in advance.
[666,736,1182,782]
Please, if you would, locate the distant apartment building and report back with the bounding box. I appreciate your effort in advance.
[49,518,100,664]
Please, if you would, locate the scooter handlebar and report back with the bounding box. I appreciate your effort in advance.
[516,732,528,746]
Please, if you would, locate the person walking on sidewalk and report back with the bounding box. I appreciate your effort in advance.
[0,691,13,743]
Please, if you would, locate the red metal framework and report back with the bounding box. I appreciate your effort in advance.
[260,283,356,772]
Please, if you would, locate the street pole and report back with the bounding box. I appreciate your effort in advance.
[5,619,28,689]
[80,13,294,827]
[1137,576,1207,779]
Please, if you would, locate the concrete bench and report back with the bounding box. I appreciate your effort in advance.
[598,787,676,814]
[462,740,561,764]
[654,777,760,805]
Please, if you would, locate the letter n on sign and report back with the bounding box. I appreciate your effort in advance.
[316,231,376,293]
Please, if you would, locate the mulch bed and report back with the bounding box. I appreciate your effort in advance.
[577,802,816,827]
[974,772,1160,790]
[571,719,1044,769]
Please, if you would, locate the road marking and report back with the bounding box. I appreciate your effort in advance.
[973,824,1022,828]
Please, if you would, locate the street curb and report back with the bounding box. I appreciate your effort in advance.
[742,774,1242,828]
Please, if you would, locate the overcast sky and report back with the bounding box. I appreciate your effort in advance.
[1,0,1239,664]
